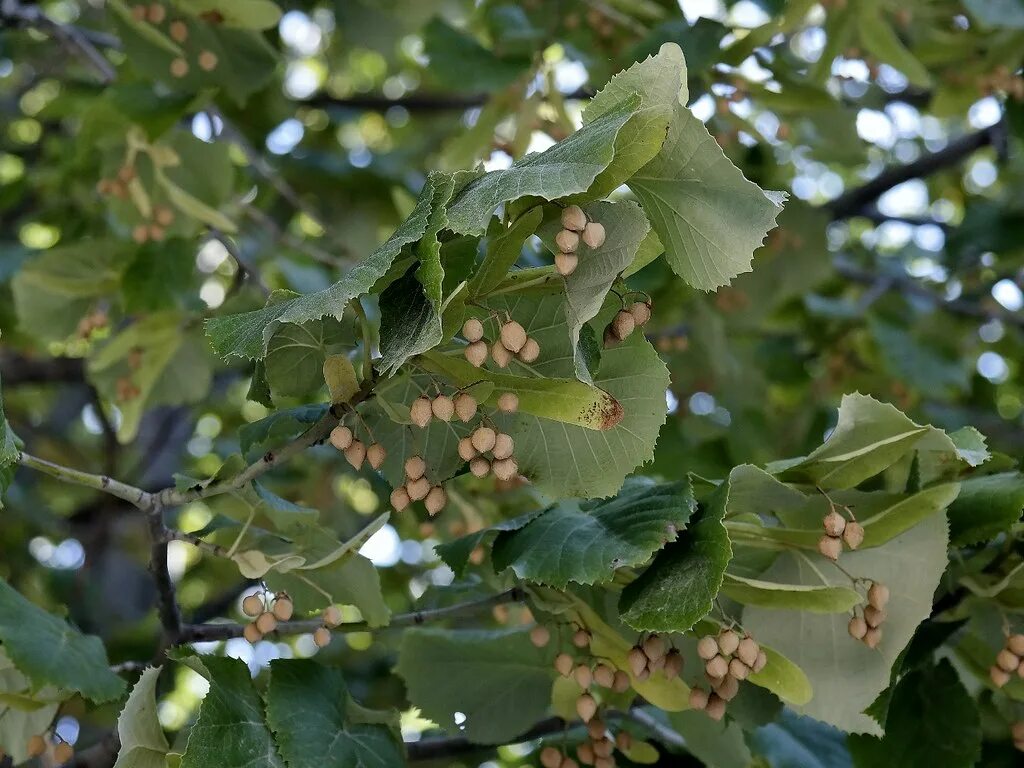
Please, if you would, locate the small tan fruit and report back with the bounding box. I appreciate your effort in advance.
[500,321,528,353]
[170,57,188,77]
[715,675,739,701]
[344,440,366,469]
[27,735,47,758]
[148,3,166,23]
[602,325,620,349]
[593,663,615,688]
[169,20,188,42]
[454,392,477,422]
[405,455,426,480]
[497,392,519,413]
[555,252,579,276]
[697,636,719,660]
[492,457,518,481]
[629,301,651,326]
[1008,634,1024,656]
[410,396,433,427]
[132,224,149,243]
[576,692,597,722]
[582,222,606,248]
[470,457,491,477]
[367,442,386,470]
[243,622,263,644]
[587,719,606,740]
[313,626,332,648]
[518,337,541,363]
[612,670,630,692]
[330,425,353,450]
[54,742,73,764]
[818,535,842,561]
[272,594,294,621]
[864,606,886,628]
[997,648,1021,673]
[198,50,218,71]
[705,694,726,721]
[991,665,1012,687]
[530,625,551,647]
[390,486,410,511]
[705,655,729,679]
[465,340,488,367]
[556,229,580,252]
[256,611,277,634]
[561,204,587,232]
[642,634,667,661]
[593,757,613,768]
[463,317,484,342]
[717,629,740,656]
[491,340,512,368]
[577,742,595,765]
[823,510,847,537]
[737,637,759,667]
[863,627,882,649]
[868,582,890,609]
[615,731,633,751]
[492,433,515,460]
[322,605,342,627]
[425,485,447,516]
[555,652,574,677]
[155,206,174,226]
[664,649,684,679]
[843,521,865,549]
[729,658,749,680]
[688,687,709,710]
[572,628,592,648]
[592,738,613,758]
[540,747,563,768]
[574,664,593,689]
[242,594,264,617]
[848,616,868,640]
[431,395,454,422]
[611,309,635,341]
[628,645,648,676]
[753,650,767,673]
[458,437,477,461]
[471,426,497,453]
[407,477,431,501]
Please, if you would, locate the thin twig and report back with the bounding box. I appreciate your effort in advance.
[16,452,152,508]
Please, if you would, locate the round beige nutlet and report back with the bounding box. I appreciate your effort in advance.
[492,457,518,481]
[581,221,606,249]
[576,692,597,722]
[518,337,541,363]
[1007,634,1024,656]
[572,628,592,648]
[313,626,332,648]
[530,625,551,647]
[272,594,294,621]
[728,658,749,681]
[868,582,890,610]
[242,594,264,617]
[577,742,595,765]
[611,309,635,341]
[390,486,410,511]
[170,57,188,78]
[715,674,740,701]
[561,204,587,232]
[27,735,47,759]
[491,340,512,368]
[424,485,447,516]
[555,252,579,276]
[863,627,882,649]
[642,633,667,661]
[243,622,263,644]
[457,437,477,461]
[198,50,218,71]
[574,664,593,689]
[818,535,842,561]
[627,645,648,677]
[492,433,515,460]
[169,20,188,42]
[410,396,433,427]
[554,652,574,677]
[500,321,528,353]
[615,731,633,751]
[497,391,519,413]
[366,442,386,470]
[462,317,484,342]
[592,663,615,688]
[147,3,166,23]
[717,629,740,656]
[612,670,631,692]
[688,687,709,710]
[404,455,426,480]
[843,521,865,549]
[591,737,613,758]
[471,426,497,453]
[664,649,684,680]
[555,229,580,252]
[629,301,651,327]
[454,392,477,422]
[431,394,455,422]
[464,340,488,367]
[469,456,491,478]
[823,510,847,537]
[848,615,868,640]
[344,440,366,470]
[705,655,729,679]
[864,606,886,629]
[753,650,767,673]
[991,665,1012,687]
[540,747,562,768]
[997,648,1021,673]
[736,636,759,667]
[322,605,342,627]
[697,636,720,660]
[54,742,73,765]
[407,476,430,501]
[255,611,277,634]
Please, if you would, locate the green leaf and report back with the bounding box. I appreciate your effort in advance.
[206,172,446,360]
[174,0,283,30]
[628,104,785,291]
[720,572,862,613]
[468,207,543,298]
[435,510,542,577]
[538,200,651,380]
[619,483,732,632]
[422,17,531,93]
[847,660,980,768]
[158,177,236,233]
[445,96,641,235]
[395,628,556,744]
[264,316,355,399]
[859,483,960,547]
[947,472,1024,546]
[490,479,696,587]
[238,404,329,462]
[965,0,1024,28]
[751,709,853,768]
[267,553,390,626]
[742,514,951,734]
[855,4,932,88]
[0,371,18,475]
[113,667,171,768]
[265,660,403,768]
[669,710,753,768]
[0,577,125,703]
[378,265,443,377]
[0,649,65,765]
[420,350,624,431]
[178,655,284,768]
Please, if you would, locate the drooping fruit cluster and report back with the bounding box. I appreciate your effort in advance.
[410,390,482,426]
[602,300,652,348]
[241,591,293,644]
[390,454,448,515]
[555,204,606,276]
[25,734,72,764]
[574,717,635,768]
[329,424,386,471]
[127,4,220,77]
[461,424,519,482]
[462,318,540,368]
[847,581,889,649]
[989,631,1024,687]
[540,745,578,768]
[313,605,343,649]
[817,507,863,561]
[626,633,683,682]
[1012,721,1024,752]
[691,628,766,720]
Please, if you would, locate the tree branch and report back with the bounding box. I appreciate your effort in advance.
[0,352,84,385]
[16,451,152,508]
[180,587,524,642]
[300,88,593,113]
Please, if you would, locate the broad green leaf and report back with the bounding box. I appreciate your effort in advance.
[538,200,650,381]
[0,649,64,765]
[378,266,443,377]
[174,0,283,30]
[206,173,444,360]
[179,656,284,768]
[113,667,170,768]
[265,660,403,768]
[238,404,329,462]
[435,509,542,577]
[751,709,853,768]
[485,293,669,498]
[0,577,125,703]
[395,628,556,744]
[669,710,752,768]
[947,472,1024,546]
[264,316,355,399]
[856,4,931,88]
[468,207,542,298]
[267,552,390,626]
[847,660,980,768]
[720,573,862,613]
[619,484,732,632]
[747,644,813,706]
[859,483,960,547]
[742,515,951,734]
[445,96,641,235]
[628,104,785,291]
[422,17,530,93]
[490,479,697,587]
[323,355,360,404]
[420,350,623,431]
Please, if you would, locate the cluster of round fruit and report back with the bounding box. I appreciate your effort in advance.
[539,720,633,768]
[462,318,540,368]
[691,628,767,720]
[128,4,219,76]
[817,508,864,561]
[989,632,1024,687]
[241,591,293,644]
[1012,721,1024,752]
[312,605,344,649]
[847,582,889,649]
[460,424,519,482]
[95,165,134,200]
[410,390,481,426]
[329,424,387,471]
[627,633,684,681]
[19,735,73,764]
[390,455,447,515]
[131,205,176,244]
[603,301,652,348]
[555,205,606,276]
[74,309,108,339]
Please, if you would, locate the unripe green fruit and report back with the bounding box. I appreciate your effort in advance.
[462,317,484,342]
[561,204,587,232]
